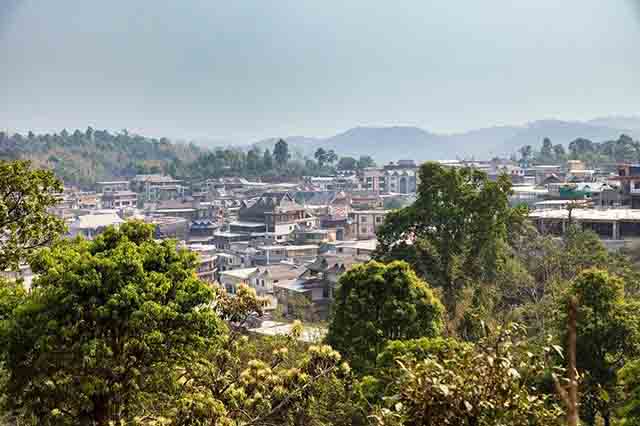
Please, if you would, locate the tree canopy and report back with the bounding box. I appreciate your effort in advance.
[375,161,516,315]
[327,260,444,373]
[519,134,640,166]
[1,222,220,425]
[0,160,66,271]
[560,269,640,426]
[0,128,202,187]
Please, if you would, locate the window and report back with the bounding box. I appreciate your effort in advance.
[322,287,329,298]
[375,216,383,223]
[360,216,367,223]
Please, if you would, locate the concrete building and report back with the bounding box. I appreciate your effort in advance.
[145,215,189,240]
[529,208,640,242]
[238,192,317,242]
[219,268,256,295]
[96,181,129,193]
[273,255,361,321]
[359,161,420,194]
[131,174,185,201]
[252,244,319,265]
[101,190,137,209]
[69,212,124,239]
[187,244,218,283]
[347,210,389,240]
[614,164,640,208]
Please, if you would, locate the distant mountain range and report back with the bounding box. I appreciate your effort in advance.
[250,116,640,162]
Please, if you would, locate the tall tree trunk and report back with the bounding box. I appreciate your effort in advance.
[93,395,110,426]
[554,297,580,426]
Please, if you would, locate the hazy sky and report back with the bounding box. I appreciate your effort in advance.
[1,0,639,142]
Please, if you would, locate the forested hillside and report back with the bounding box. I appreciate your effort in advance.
[0,130,376,186]
[0,128,203,188]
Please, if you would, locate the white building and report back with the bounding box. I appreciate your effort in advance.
[69,213,124,239]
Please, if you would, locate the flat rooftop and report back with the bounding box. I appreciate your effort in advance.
[229,221,266,228]
[258,244,319,251]
[349,210,390,215]
[530,209,640,221]
[249,320,326,343]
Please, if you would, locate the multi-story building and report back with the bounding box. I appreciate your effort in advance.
[101,191,137,209]
[360,168,385,192]
[187,243,218,283]
[219,264,306,310]
[68,213,124,239]
[615,164,640,208]
[145,215,189,240]
[238,192,317,242]
[252,244,319,265]
[359,160,420,194]
[347,210,389,240]
[131,174,185,201]
[96,181,130,193]
[273,255,361,321]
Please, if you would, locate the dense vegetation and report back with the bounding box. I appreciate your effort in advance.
[183,140,376,181]
[519,133,640,166]
[2,160,640,425]
[0,129,203,188]
[0,130,376,188]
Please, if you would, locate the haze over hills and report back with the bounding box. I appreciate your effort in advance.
[250,116,640,162]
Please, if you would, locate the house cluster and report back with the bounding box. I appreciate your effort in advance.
[49,171,398,322]
[487,159,640,249]
[22,154,640,320]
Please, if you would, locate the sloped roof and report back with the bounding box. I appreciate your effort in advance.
[239,191,303,220]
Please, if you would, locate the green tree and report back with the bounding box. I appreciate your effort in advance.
[560,269,640,426]
[273,139,290,168]
[1,222,220,425]
[327,260,444,373]
[314,148,327,168]
[620,359,640,426]
[375,162,516,316]
[0,160,66,270]
[553,144,566,160]
[263,148,274,171]
[326,149,338,167]
[158,285,360,426]
[370,324,562,426]
[357,155,376,169]
[246,147,262,173]
[519,145,533,163]
[540,137,553,162]
[362,336,468,403]
[337,156,357,170]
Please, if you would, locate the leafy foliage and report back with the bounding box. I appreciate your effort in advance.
[0,160,66,270]
[327,260,444,373]
[274,139,291,168]
[620,359,640,426]
[522,134,640,166]
[375,162,517,315]
[0,129,202,187]
[370,325,562,426]
[1,222,220,425]
[559,269,640,426]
